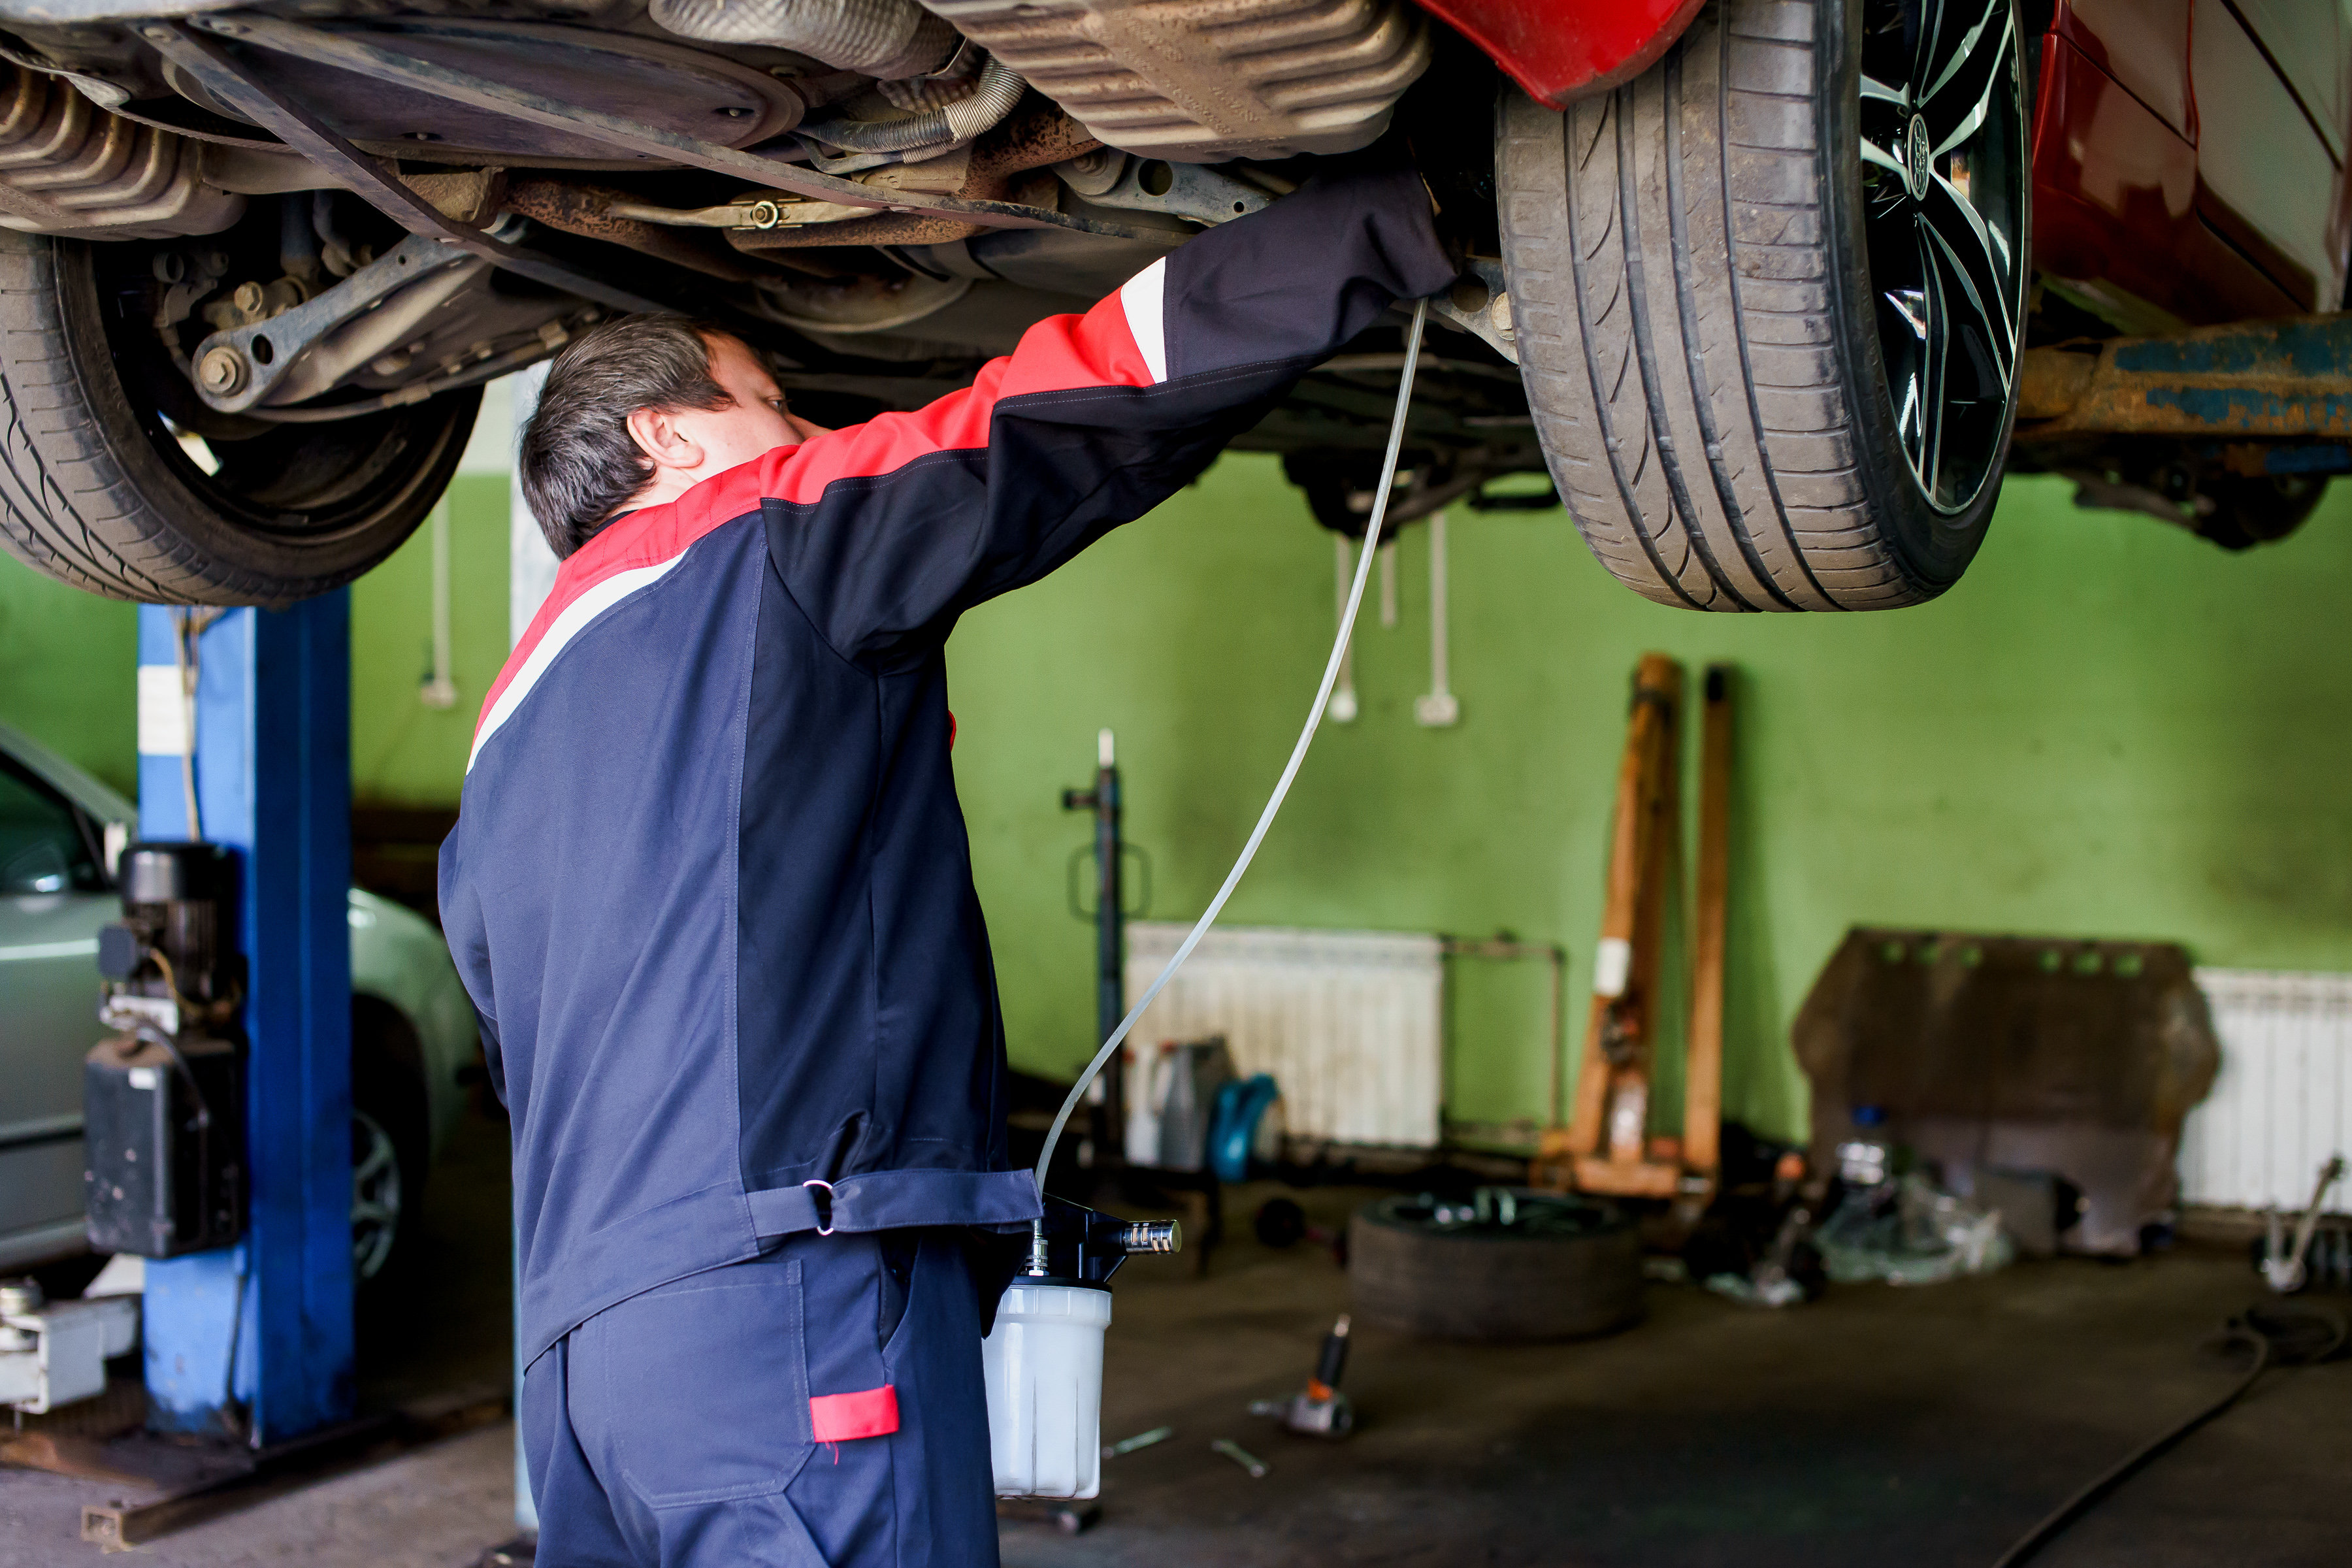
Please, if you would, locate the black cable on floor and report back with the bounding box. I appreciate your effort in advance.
[1989,1302,2346,1568]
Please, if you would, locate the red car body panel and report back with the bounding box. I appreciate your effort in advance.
[2029,0,2345,323]
[1415,0,1705,107]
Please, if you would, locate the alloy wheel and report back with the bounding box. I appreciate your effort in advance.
[1857,0,2029,513]
[351,1109,404,1282]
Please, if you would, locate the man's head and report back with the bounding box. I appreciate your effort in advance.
[519,315,829,558]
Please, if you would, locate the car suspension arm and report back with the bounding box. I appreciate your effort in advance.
[169,14,1157,243]
[140,20,673,317]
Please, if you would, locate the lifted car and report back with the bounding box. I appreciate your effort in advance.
[0,1,2339,609]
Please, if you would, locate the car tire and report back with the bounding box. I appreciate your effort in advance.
[0,231,478,607]
[351,1000,430,1298]
[1497,0,2030,610]
[1348,1192,1643,1341]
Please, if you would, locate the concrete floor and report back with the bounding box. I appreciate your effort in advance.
[3,1120,2344,1566]
[1036,1186,2348,1568]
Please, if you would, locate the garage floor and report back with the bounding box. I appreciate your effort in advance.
[2,1128,2343,1567]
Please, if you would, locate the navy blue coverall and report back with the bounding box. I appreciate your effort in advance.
[438,167,1452,1566]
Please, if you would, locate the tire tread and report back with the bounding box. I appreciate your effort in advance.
[1499,0,1938,611]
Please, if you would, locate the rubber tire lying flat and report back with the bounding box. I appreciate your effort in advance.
[1496,0,2025,610]
[1348,1195,1644,1341]
[0,231,477,606]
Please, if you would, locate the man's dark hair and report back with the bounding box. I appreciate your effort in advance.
[519,314,738,558]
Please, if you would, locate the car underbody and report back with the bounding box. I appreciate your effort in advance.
[0,0,1542,531]
[0,1,2342,609]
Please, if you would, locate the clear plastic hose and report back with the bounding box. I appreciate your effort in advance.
[1032,297,1432,1188]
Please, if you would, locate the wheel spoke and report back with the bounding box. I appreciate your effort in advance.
[352,1198,395,1227]
[1920,0,2009,106]
[1860,71,1910,111]
[1860,134,1909,182]
[1921,175,2017,385]
[1918,228,1952,493]
[1927,8,2015,155]
[1886,275,1932,477]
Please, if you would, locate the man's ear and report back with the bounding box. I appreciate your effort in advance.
[626,404,704,472]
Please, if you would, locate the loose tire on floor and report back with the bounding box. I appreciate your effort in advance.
[1348,1192,1644,1341]
[0,231,477,606]
[1497,0,2030,610]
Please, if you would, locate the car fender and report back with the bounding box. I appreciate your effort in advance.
[348,888,475,1157]
[1416,0,1707,108]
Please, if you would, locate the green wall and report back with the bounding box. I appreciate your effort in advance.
[947,460,2352,1145]
[8,457,2351,1145]
[0,475,512,804]
[0,547,137,796]
[348,475,515,805]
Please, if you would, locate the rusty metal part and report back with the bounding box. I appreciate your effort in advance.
[2016,316,2352,440]
[503,179,757,281]
[182,14,1155,243]
[734,209,991,249]
[399,166,506,225]
[730,107,1094,252]
[0,63,242,237]
[605,197,790,229]
[142,22,672,316]
[921,0,1429,161]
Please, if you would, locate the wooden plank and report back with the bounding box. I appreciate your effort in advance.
[1572,1155,1682,1199]
[1684,663,1732,1177]
[1562,655,1681,1160]
[1607,659,1680,1166]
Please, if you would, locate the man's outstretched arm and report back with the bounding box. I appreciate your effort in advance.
[743,163,1456,663]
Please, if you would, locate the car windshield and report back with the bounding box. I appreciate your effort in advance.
[0,758,103,896]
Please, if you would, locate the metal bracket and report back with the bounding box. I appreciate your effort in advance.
[141,21,673,318]
[179,15,1159,244]
[1424,257,1518,366]
[1059,153,1274,227]
[188,233,478,412]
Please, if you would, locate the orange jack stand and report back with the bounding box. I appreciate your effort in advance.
[1532,658,1731,1209]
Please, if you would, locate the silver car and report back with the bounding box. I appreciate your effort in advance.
[0,721,476,1287]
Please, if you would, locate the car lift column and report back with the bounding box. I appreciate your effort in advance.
[134,598,355,1441]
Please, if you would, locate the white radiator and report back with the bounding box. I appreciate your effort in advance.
[2181,968,2352,1211]
[1123,923,1443,1149]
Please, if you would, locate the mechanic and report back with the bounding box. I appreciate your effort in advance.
[438,164,1452,1567]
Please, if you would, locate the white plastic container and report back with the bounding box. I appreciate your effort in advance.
[981,1280,1112,1498]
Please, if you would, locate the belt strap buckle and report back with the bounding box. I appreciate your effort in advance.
[801,1179,836,1236]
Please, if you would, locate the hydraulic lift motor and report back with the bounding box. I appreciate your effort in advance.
[83,842,246,1259]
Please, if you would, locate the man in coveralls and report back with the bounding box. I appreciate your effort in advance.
[438,165,1452,1567]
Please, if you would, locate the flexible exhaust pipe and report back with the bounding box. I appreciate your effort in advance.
[797,54,1024,155]
[647,0,957,79]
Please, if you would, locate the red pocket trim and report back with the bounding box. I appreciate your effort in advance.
[809,1384,900,1443]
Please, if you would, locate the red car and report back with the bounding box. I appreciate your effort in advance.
[0,1,2335,607]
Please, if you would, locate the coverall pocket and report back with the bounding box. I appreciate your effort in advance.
[589,1260,815,1508]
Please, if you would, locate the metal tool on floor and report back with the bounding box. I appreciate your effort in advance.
[995,1497,1102,1536]
[2259,1155,2347,1294]
[1249,1314,1355,1437]
[1104,1424,1175,1458]
[1211,1438,1270,1478]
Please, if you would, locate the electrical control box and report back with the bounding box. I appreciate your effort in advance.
[83,841,246,1258]
[83,1033,244,1258]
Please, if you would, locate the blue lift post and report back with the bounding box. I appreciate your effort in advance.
[134,597,355,1442]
